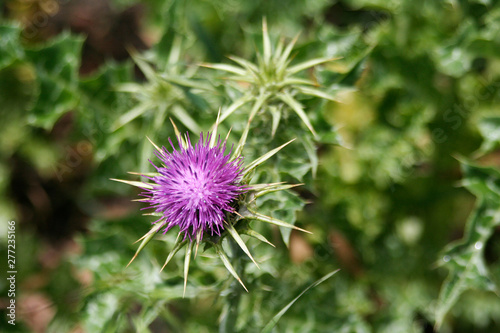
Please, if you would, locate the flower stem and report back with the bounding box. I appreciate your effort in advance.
[219,238,246,333]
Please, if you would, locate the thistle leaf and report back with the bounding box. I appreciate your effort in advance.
[434,162,500,329]
[248,92,269,122]
[170,104,202,134]
[243,139,295,177]
[233,117,252,161]
[115,83,143,93]
[246,208,311,234]
[160,74,213,91]
[262,18,272,67]
[251,183,302,202]
[209,109,222,148]
[160,236,188,272]
[287,57,341,75]
[278,78,317,87]
[127,171,159,178]
[201,63,247,76]
[214,244,248,292]
[220,94,252,123]
[225,222,259,268]
[127,222,164,267]
[276,34,299,74]
[277,92,317,137]
[261,269,340,333]
[146,136,164,156]
[240,229,275,247]
[229,55,260,77]
[269,106,281,137]
[112,103,150,131]
[169,118,187,149]
[130,54,157,82]
[295,86,341,102]
[110,178,154,190]
[183,242,193,297]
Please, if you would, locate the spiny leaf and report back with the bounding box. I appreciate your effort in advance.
[214,244,248,292]
[240,229,275,247]
[251,183,302,202]
[130,54,157,82]
[160,74,213,91]
[278,77,317,87]
[146,136,164,157]
[220,94,253,123]
[248,91,269,122]
[262,18,272,67]
[170,104,202,133]
[276,33,300,74]
[127,171,159,178]
[243,139,295,177]
[228,55,260,77]
[201,63,247,76]
[246,208,311,234]
[183,242,193,297]
[261,269,340,333]
[115,82,143,94]
[277,91,317,137]
[110,178,154,190]
[209,109,222,148]
[295,86,342,102]
[225,222,259,268]
[160,236,188,272]
[434,161,500,329]
[233,117,252,161]
[269,105,281,137]
[287,57,341,75]
[169,118,187,149]
[111,102,150,131]
[127,222,164,267]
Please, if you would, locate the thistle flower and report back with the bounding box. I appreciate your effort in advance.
[142,132,244,240]
[113,118,309,293]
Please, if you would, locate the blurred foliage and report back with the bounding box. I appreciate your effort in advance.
[1,0,500,332]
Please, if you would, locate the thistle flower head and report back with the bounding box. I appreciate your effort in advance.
[143,133,244,240]
[113,120,309,293]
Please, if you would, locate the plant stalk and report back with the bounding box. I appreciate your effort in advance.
[219,238,246,333]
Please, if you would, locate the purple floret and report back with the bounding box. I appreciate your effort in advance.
[142,133,244,239]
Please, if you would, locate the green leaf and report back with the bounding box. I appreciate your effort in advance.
[244,207,311,234]
[170,104,202,133]
[161,236,188,272]
[202,63,247,76]
[0,24,24,70]
[435,162,500,329]
[126,222,164,267]
[276,34,299,74]
[240,228,275,247]
[243,139,295,178]
[261,269,340,333]
[111,103,150,131]
[183,242,194,297]
[214,244,248,292]
[220,94,253,123]
[287,57,339,75]
[262,18,272,67]
[110,178,154,190]
[277,91,317,137]
[476,117,500,155]
[225,222,259,268]
[25,32,84,129]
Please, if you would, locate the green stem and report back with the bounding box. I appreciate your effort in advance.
[219,238,246,333]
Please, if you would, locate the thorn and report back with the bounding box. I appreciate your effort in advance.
[126,253,138,268]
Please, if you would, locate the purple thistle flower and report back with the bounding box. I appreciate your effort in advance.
[142,133,244,240]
